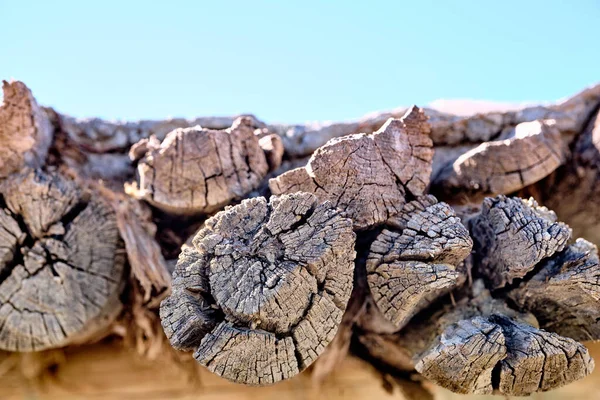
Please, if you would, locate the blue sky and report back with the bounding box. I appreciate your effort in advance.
[1,1,598,123]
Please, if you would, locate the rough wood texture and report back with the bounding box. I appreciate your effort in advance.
[108,192,171,305]
[128,116,279,215]
[43,83,599,163]
[470,195,571,288]
[365,196,472,333]
[0,81,53,179]
[537,107,600,246]
[492,315,594,396]
[270,107,433,230]
[433,120,566,203]
[160,193,356,384]
[508,238,600,341]
[0,170,125,351]
[359,285,594,396]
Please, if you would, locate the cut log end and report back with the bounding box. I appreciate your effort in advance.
[471,195,571,289]
[270,107,434,231]
[160,192,356,384]
[365,196,473,333]
[508,238,600,341]
[129,116,280,215]
[0,169,125,352]
[432,119,566,203]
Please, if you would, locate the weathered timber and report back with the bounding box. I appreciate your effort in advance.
[508,238,600,341]
[0,81,53,179]
[470,195,571,288]
[536,106,600,246]
[0,169,125,351]
[432,120,566,203]
[358,285,594,396]
[364,195,472,333]
[128,117,280,215]
[270,107,433,230]
[160,193,356,384]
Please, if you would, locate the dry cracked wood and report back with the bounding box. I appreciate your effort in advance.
[270,106,433,230]
[0,81,53,179]
[365,195,472,333]
[470,195,571,288]
[271,83,600,158]
[358,286,594,396]
[160,192,356,384]
[432,120,566,203]
[128,117,280,215]
[539,106,600,246]
[41,83,599,163]
[0,169,125,351]
[508,238,600,341]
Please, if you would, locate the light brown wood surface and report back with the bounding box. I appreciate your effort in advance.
[1,340,598,399]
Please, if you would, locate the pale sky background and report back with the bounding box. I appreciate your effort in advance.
[1,1,598,123]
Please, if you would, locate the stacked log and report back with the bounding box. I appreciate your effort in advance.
[1,78,600,397]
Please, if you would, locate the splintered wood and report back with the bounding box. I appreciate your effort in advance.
[1,79,600,398]
[270,107,433,230]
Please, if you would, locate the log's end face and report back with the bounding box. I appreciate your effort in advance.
[130,117,271,215]
[415,316,507,395]
[270,107,433,231]
[160,192,356,385]
[431,118,567,204]
[415,314,595,397]
[492,315,595,396]
[508,238,600,341]
[0,170,125,352]
[471,195,572,289]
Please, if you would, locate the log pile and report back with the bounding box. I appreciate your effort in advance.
[1,78,600,397]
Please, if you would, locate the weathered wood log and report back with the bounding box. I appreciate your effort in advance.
[364,195,472,333]
[160,192,356,384]
[470,195,571,288]
[127,117,281,215]
[0,81,53,179]
[0,169,125,351]
[507,238,600,341]
[432,120,566,203]
[4,78,600,397]
[535,106,600,246]
[358,284,594,396]
[105,191,171,305]
[270,107,433,230]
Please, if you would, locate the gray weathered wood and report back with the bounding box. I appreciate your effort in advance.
[508,238,600,341]
[128,117,279,215]
[365,196,472,333]
[270,107,433,230]
[358,284,594,396]
[0,169,125,351]
[470,195,571,288]
[432,120,566,203]
[160,192,356,384]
